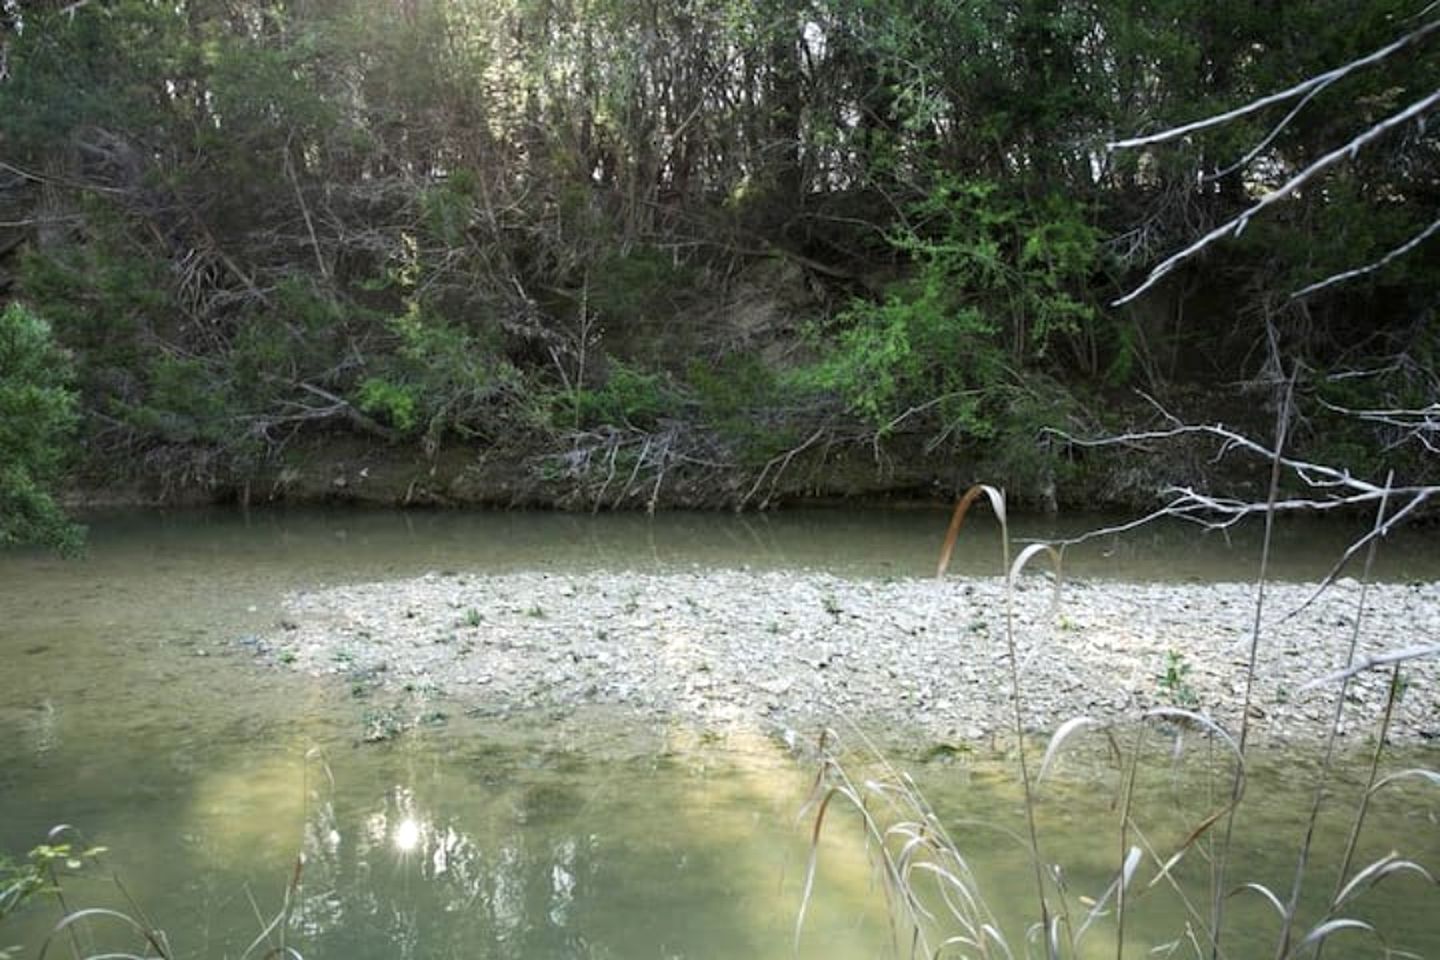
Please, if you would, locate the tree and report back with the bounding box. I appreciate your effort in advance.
[0,302,82,551]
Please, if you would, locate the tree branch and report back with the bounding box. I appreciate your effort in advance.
[1112,86,1440,306]
[1107,19,1440,151]
[1291,217,1440,299]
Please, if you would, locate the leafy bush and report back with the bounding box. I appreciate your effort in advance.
[0,304,83,552]
[124,355,233,445]
[565,362,675,431]
[355,302,527,444]
[357,376,421,433]
[800,180,1097,444]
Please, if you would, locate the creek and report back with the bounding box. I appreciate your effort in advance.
[2,507,1437,958]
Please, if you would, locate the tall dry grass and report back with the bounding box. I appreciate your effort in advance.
[801,478,1438,960]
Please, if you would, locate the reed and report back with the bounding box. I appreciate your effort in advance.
[801,478,1439,960]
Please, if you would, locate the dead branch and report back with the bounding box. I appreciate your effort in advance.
[257,375,401,443]
[738,426,828,511]
[1108,18,1440,152]
[1203,75,1338,183]
[1318,398,1439,453]
[1291,217,1440,300]
[1112,85,1440,306]
[1045,406,1439,619]
[1044,421,1419,499]
[284,136,330,282]
[1300,644,1440,691]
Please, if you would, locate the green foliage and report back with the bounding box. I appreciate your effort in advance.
[0,0,1430,502]
[357,303,527,443]
[588,249,695,333]
[0,1,192,157]
[688,354,801,458]
[0,838,107,927]
[19,245,168,364]
[419,176,478,248]
[0,852,44,925]
[0,305,83,553]
[803,180,1095,444]
[903,180,1097,362]
[565,362,674,430]
[804,290,1000,433]
[125,355,232,444]
[1157,649,1198,707]
[357,377,421,433]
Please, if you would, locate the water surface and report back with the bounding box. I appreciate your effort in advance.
[2,508,1436,958]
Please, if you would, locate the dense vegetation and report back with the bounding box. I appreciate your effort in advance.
[0,302,81,550]
[1,0,1435,512]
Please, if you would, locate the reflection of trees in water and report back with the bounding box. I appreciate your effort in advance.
[290,780,601,958]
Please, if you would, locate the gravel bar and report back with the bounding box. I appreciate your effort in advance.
[261,571,1440,746]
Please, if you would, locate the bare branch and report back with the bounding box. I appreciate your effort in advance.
[1290,487,1437,615]
[283,137,330,282]
[1204,76,1338,183]
[1107,19,1440,151]
[1044,401,1440,636]
[1300,644,1440,692]
[1317,398,1439,453]
[1113,86,1440,306]
[1291,217,1440,299]
[1044,421,1414,497]
[739,426,828,511]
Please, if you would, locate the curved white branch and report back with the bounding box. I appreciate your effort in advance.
[1292,216,1440,299]
[1113,86,1440,306]
[1204,76,1338,182]
[1300,643,1440,691]
[1108,19,1440,151]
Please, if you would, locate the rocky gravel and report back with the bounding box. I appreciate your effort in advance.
[259,570,1440,746]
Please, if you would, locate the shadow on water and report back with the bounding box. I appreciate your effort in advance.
[2,507,1437,957]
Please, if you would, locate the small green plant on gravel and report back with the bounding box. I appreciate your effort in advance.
[1157,649,1198,707]
[526,604,546,619]
[463,607,483,627]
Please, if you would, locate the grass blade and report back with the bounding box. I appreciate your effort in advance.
[1290,917,1380,956]
[936,484,1007,579]
[1333,854,1436,907]
[1368,768,1440,795]
[1036,717,1101,786]
[1230,882,1286,919]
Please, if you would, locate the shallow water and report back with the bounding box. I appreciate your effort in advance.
[2,507,1437,958]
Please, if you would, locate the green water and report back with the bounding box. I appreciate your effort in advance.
[2,508,1437,959]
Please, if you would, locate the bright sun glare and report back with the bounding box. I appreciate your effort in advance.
[394,817,421,853]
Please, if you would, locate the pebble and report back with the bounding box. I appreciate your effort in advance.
[264,571,1440,746]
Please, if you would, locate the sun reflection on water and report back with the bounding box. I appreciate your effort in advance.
[394,817,422,853]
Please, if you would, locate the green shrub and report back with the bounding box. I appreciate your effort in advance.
[357,377,421,433]
[124,354,232,444]
[798,179,1097,446]
[0,304,83,552]
[354,302,527,444]
[565,362,674,430]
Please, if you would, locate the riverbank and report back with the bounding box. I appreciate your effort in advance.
[257,570,1440,747]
